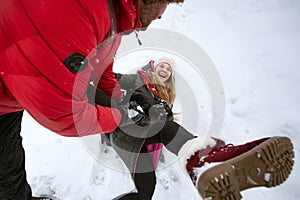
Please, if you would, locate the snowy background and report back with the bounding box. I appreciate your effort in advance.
[22,0,300,199]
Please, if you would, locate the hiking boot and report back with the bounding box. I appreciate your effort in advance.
[185,137,270,184]
[191,137,270,170]
[178,137,226,183]
[197,136,294,200]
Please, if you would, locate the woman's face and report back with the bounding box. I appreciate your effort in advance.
[154,62,173,83]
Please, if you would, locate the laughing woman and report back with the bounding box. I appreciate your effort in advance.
[87,57,294,200]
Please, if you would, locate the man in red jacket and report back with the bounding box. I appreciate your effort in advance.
[0,0,184,199]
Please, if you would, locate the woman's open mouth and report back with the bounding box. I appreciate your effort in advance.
[158,71,167,78]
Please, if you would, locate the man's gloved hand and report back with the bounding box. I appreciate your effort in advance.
[117,103,145,128]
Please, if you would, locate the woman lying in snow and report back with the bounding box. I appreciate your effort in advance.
[88,57,295,200]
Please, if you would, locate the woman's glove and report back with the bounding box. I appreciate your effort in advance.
[153,98,173,121]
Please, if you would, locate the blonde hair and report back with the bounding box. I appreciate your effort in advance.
[152,73,176,108]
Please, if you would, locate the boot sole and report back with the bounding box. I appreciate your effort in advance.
[197,136,294,199]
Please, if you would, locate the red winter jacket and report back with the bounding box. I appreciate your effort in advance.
[0,0,141,137]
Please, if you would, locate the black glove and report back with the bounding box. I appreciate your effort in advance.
[153,98,173,121]
[118,100,172,127]
[149,103,168,121]
[117,103,145,127]
[160,100,173,121]
[134,102,168,127]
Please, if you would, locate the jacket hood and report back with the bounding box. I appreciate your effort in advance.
[113,0,142,33]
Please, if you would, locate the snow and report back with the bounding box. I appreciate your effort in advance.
[21,0,300,199]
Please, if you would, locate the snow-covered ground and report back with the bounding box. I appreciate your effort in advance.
[22,0,300,199]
